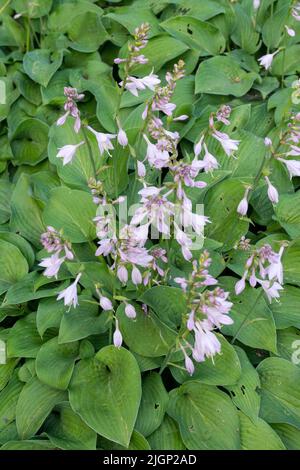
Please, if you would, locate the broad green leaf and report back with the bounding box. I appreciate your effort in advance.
[23,49,63,87]
[58,297,108,343]
[0,232,35,269]
[43,187,96,243]
[7,313,48,359]
[0,239,28,295]
[36,337,79,390]
[69,346,141,447]
[276,327,300,364]
[204,179,249,251]
[239,412,285,450]
[139,286,186,329]
[257,357,300,428]
[12,0,53,18]
[10,174,45,247]
[282,240,300,286]
[116,304,177,357]
[99,429,150,450]
[10,118,49,166]
[170,334,241,386]
[195,56,257,96]
[67,12,108,53]
[16,377,66,439]
[44,402,97,450]
[148,416,185,450]
[135,373,169,437]
[270,285,300,329]
[0,374,23,432]
[1,440,55,450]
[167,381,240,450]
[262,0,292,49]
[272,423,300,450]
[0,180,12,224]
[160,16,225,55]
[220,277,277,353]
[225,346,261,421]
[36,298,65,337]
[274,193,300,239]
[0,359,18,392]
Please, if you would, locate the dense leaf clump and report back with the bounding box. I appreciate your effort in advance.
[0,0,300,451]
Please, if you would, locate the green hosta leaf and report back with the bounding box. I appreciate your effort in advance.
[276,327,300,364]
[0,232,35,269]
[231,4,260,54]
[204,179,249,251]
[282,240,300,286]
[272,423,300,450]
[160,16,225,55]
[220,277,277,353]
[195,56,257,96]
[43,187,96,243]
[167,381,240,450]
[58,297,108,343]
[68,12,108,53]
[16,377,66,440]
[225,346,261,421]
[0,374,23,432]
[23,49,64,88]
[116,304,177,357]
[36,337,79,390]
[139,286,186,329]
[239,412,285,450]
[36,298,65,338]
[12,0,53,18]
[99,430,150,450]
[0,78,20,123]
[170,334,241,386]
[274,193,300,239]
[0,180,12,224]
[262,0,292,49]
[44,402,97,450]
[105,6,161,37]
[69,346,141,447]
[148,415,185,450]
[10,174,45,247]
[270,285,300,329]
[135,373,169,437]
[10,118,49,166]
[1,440,55,450]
[0,359,18,392]
[0,239,28,295]
[257,357,300,428]
[7,313,48,359]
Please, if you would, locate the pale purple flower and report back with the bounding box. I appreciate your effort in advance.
[216,105,231,125]
[285,25,296,37]
[117,265,128,283]
[144,135,170,169]
[292,3,300,21]
[137,160,146,178]
[114,58,127,64]
[57,273,82,308]
[235,275,246,295]
[212,130,240,156]
[113,320,123,348]
[175,225,193,261]
[173,115,189,122]
[132,266,142,285]
[278,158,300,179]
[265,176,279,204]
[117,127,128,147]
[264,137,272,147]
[39,252,65,278]
[253,0,260,10]
[180,345,195,376]
[192,323,221,363]
[122,73,160,97]
[56,142,85,165]
[194,135,204,157]
[267,246,284,284]
[237,188,250,216]
[87,126,116,155]
[258,279,283,303]
[132,187,174,235]
[174,277,188,292]
[100,296,113,311]
[125,303,137,319]
[200,144,219,172]
[152,101,176,116]
[287,145,300,157]
[258,50,279,70]
[187,311,195,331]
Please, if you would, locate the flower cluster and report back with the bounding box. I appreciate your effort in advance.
[39,226,74,279]
[235,243,285,302]
[175,251,233,375]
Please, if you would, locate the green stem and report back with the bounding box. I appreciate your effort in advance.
[159,346,176,375]
[231,289,264,345]
[26,16,30,52]
[82,126,97,179]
